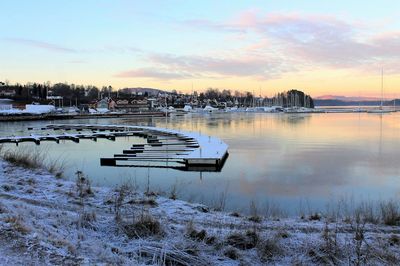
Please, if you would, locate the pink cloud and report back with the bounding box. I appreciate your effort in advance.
[230,8,260,27]
[114,68,193,80]
[148,53,291,79]
[2,37,143,56]
[116,12,400,81]
[183,11,400,73]
[114,51,293,81]
[3,38,78,53]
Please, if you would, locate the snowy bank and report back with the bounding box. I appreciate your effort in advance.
[0,104,55,115]
[0,160,399,265]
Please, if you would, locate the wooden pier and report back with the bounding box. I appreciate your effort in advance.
[0,124,229,171]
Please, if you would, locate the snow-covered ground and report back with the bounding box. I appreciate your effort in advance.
[0,104,55,115]
[0,159,399,265]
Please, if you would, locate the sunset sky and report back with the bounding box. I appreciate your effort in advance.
[1,0,400,98]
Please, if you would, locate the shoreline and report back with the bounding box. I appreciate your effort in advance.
[0,160,399,265]
[0,112,167,122]
[1,108,399,123]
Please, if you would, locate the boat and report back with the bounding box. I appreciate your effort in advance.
[203,105,218,113]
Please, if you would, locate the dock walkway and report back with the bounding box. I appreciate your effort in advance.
[0,124,229,171]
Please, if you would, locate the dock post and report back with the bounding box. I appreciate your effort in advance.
[100,158,116,166]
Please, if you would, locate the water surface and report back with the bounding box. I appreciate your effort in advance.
[1,112,399,215]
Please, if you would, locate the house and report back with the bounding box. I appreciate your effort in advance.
[147,98,157,109]
[95,98,110,113]
[0,82,15,97]
[0,89,15,97]
[96,98,109,109]
[110,97,149,112]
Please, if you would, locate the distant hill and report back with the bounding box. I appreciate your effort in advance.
[120,87,169,96]
[315,99,399,106]
[315,95,382,102]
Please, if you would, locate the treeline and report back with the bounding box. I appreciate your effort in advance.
[1,82,114,104]
[1,82,161,104]
[1,81,314,108]
[198,88,254,104]
[272,90,314,108]
[198,88,314,108]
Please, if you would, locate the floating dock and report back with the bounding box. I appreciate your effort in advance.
[0,124,229,171]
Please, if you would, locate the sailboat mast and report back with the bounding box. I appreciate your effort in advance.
[380,68,383,110]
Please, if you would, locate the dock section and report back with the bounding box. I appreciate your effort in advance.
[0,124,229,171]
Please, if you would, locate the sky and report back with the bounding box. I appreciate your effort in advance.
[1,0,400,98]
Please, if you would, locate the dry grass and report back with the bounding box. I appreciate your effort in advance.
[0,202,8,214]
[0,146,66,177]
[319,221,342,264]
[122,213,163,238]
[248,200,262,223]
[1,148,44,169]
[256,236,282,262]
[323,198,400,226]
[132,242,208,266]
[186,221,207,241]
[46,156,67,178]
[212,183,229,211]
[128,198,158,207]
[169,183,178,200]
[224,247,240,260]
[2,184,15,192]
[226,230,259,250]
[380,200,400,226]
[113,183,134,222]
[308,212,322,221]
[356,201,380,224]
[4,215,31,235]
[389,234,400,246]
[75,171,93,200]
[78,211,97,229]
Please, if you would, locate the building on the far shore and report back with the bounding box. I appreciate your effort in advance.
[0,82,16,98]
[108,97,149,112]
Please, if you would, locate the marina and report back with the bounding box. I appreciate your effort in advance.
[0,112,398,214]
[3,1,400,263]
[0,124,229,171]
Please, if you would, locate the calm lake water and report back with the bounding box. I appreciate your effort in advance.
[1,112,400,215]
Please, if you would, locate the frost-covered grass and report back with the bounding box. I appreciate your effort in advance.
[1,147,44,169]
[0,146,66,178]
[0,159,399,265]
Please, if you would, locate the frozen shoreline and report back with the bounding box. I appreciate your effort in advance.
[0,160,399,265]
